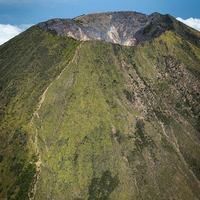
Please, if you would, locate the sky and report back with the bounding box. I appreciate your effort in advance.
[0,0,200,45]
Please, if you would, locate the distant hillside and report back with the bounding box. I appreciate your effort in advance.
[0,11,200,200]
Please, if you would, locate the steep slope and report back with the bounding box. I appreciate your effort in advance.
[32,33,200,200]
[0,26,80,199]
[0,12,200,200]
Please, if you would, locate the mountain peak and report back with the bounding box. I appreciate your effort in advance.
[37,11,174,46]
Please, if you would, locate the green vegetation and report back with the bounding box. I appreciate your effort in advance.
[47,29,57,36]
[123,89,134,103]
[0,25,80,199]
[154,109,171,125]
[134,120,155,150]
[161,137,177,153]
[88,170,120,200]
[7,163,36,200]
[0,155,3,163]
[0,17,200,200]
[115,129,126,144]
[143,24,154,34]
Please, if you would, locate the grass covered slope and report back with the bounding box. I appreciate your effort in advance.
[32,30,200,199]
[0,19,200,200]
[0,26,80,199]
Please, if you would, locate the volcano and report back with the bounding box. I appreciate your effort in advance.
[0,11,200,200]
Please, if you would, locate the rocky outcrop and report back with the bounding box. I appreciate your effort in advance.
[38,11,174,46]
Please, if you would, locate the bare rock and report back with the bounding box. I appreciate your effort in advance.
[37,11,174,46]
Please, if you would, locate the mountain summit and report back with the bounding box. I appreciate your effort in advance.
[38,11,175,46]
[0,11,200,200]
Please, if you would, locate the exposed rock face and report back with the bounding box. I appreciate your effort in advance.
[38,11,174,46]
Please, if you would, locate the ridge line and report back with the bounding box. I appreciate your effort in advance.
[35,42,82,118]
[29,42,82,200]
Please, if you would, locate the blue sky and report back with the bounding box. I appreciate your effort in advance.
[0,0,200,44]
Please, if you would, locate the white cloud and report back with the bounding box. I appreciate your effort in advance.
[176,17,200,32]
[0,23,33,45]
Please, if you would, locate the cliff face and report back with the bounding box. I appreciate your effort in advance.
[38,11,174,46]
